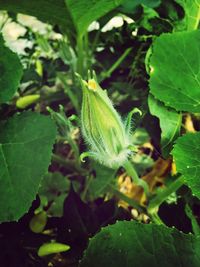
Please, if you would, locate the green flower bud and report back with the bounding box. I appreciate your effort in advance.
[79,71,134,169]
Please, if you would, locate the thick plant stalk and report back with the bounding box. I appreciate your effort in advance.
[148,175,185,214]
[150,212,164,225]
[185,204,200,236]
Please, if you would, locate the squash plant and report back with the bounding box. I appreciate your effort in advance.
[0,0,200,266]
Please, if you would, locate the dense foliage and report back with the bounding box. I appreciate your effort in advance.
[0,0,200,266]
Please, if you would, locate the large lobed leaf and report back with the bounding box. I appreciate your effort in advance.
[172,132,200,199]
[149,30,200,113]
[0,0,124,40]
[80,220,200,267]
[0,35,23,103]
[0,111,56,222]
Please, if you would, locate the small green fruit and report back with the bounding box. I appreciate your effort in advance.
[38,242,70,257]
[29,210,47,233]
[16,94,40,109]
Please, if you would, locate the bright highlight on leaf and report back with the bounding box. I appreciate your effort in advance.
[176,0,200,30]
[150,65,154,73]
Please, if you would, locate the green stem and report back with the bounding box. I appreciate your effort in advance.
[185,204,200,236]
[57,72,79,113]
[148,176,185,214]
[101,47,132,80]
[84,32,91,70]
[109,185,145,213]
[91,29,101,52]
[67,136,80,162]
[52,154,86,174]
[188,4,200,30]
[150,212,164,225]
[123,160,149,196]
[110,185,164,225]
[77,35,84,76]
[193,13,200,30]
[82,175,93,201]
[0,13,9,31]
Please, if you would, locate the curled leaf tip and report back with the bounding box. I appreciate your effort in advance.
[80,152,92,162]
[131,108,142,117]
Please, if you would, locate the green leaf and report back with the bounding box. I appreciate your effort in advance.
[0,35,23,103]
[89,162,116,199]
[63,185,98,244]
[148,94,181,157]
[172,132,200,199]
[149,30,200,113]
[176,0,200,30]
[39,172,70,202]
[137,5,159,32]
[47,194,66,217]
[0,111,56,222]
[80,220,200,267]
[119,0,161,13]
[39,172,70,217]
[65,0,124,36]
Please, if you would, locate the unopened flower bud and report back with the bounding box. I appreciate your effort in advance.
[78,71,135,169]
